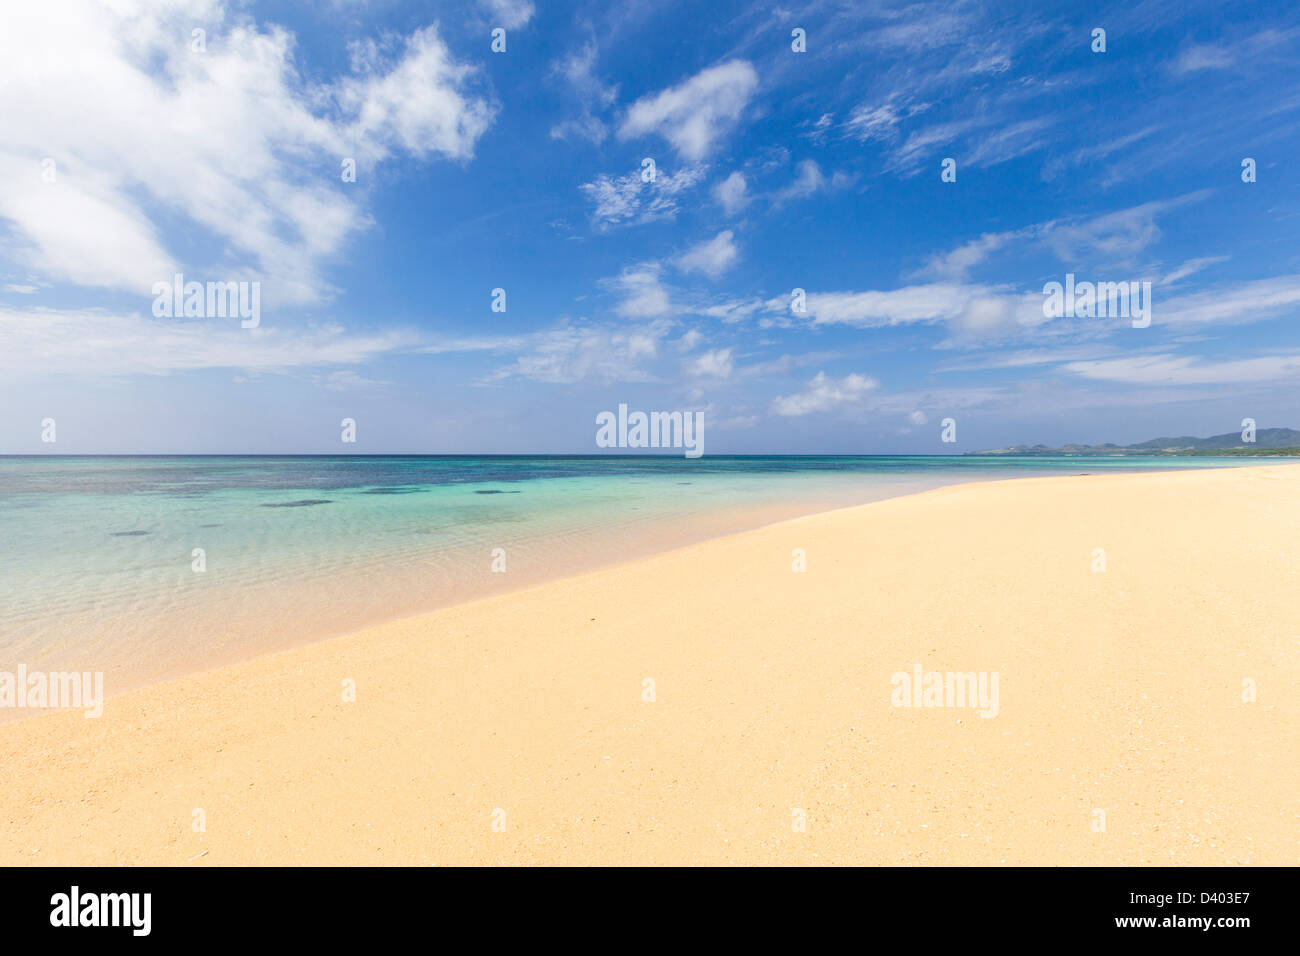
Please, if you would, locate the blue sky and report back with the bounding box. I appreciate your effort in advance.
[2,0,1298,453]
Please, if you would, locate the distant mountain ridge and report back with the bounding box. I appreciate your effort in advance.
[975,428,1300,456]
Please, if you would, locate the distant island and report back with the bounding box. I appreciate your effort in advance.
[974,428,1300,457]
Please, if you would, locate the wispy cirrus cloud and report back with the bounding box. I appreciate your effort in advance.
[1173,28,1300,74]
[0,306,422,377]
[580,164,707,228]
[1044,192,1213,264]
[1064,352,1300,385]
[1155,275,1300,326]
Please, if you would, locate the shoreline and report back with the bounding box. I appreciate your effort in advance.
[2,477,971,723]
[1,462,1230,718]
[0,468,1060,710]
[2,463,1297,865]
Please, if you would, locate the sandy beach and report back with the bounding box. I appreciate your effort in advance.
[2,464,1297,866]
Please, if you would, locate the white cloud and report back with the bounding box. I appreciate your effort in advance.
[1156,275,1300,326]
[1173,29,1299,74]
[941,345,1120,371]
[619,60,758,160]
[713,171,749,215]
[1041,126,1162,182]
[609,263,673,318]
[489,321,668,384]
[920,196,1211,284]
[774,160,826,200]
[883,113,1053,176]
[676,329,703,352]
[1173,44,1235,73]
[674,230,739,279]
[773,266,1300,342]
[0,3,495,304]
[340,27,497,163]
[885,117,983,175]
[580,164,706,227]
[792,283,990,327]
[479,0,535,30]
[703,297,764,323]
[772,159,849,203]
[916,231,1019,280]
[1063,352,1300,386]
[1159,256,1229,286]
[314,369,393,390]
[918,199,1219,286]
[1045,192,1210,264]
[0,305,419,377]
[963,117,1054,167]
[867,10,976,52]
[549,42,618,144]
[770,281,1048,340]
[845,103,906,142]
[800,113,835,145]
[771,371,879,416]
[769,160,821,204]
[687,347,733,379]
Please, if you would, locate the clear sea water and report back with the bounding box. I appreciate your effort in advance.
[0,455,1277,695]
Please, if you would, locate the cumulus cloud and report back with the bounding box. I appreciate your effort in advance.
[340,27,497,163]
[771,371,879,416]
[619,60,758,160]
[489,320,668,384]
[479,0,535,30]
[676,329,704,352]
[0,2,495,304]
[673,231,739,279]
[766,280,1051,341]
[712,171,749,215]
[771,159,852,204]
[549,42,618,144]
[687,347,733,379]
[608,263,673,318]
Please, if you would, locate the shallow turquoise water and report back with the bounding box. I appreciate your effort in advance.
[0,455,1279,692]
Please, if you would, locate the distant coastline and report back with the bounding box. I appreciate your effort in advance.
[973,427,1300,457]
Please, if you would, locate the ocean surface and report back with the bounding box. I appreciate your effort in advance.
[0,454,1276,695]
